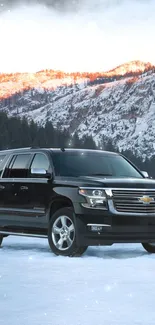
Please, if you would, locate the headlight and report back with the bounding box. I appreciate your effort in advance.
[79,188,108,210]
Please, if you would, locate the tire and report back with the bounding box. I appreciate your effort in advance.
[142,242,155,253]
[0,235,3,247]
[48,207,88,257]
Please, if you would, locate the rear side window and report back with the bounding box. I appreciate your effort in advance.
[0,155,6,177]
[30,153,50,171]
[7,154,31,178]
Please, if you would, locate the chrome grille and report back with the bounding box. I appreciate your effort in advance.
[112,190,155,213]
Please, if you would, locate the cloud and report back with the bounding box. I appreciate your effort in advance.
[0,0,155,72]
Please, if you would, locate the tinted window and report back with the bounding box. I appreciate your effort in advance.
[8,154,31,178]
[52,151,142,178]
[30,153,50,171]
[0,155,6,177]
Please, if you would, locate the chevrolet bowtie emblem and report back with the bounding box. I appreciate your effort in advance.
[139,196,154,204]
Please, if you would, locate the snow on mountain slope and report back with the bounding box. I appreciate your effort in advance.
[105,60,153,76]
[1,236,155,325]
[0,60,151,99]
[0,62,155,160]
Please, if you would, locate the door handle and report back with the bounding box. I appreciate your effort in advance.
[0,185,5,190]
[20,185,28,191]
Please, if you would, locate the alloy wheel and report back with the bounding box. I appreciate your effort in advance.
[52,215,75,251]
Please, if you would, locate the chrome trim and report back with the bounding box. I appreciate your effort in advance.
[79,188,106,198]
[1,155,12,178]
[0,178,48,183]
[0,231,47,238]
[141,171,149,178]
[80,187,155,191]
[105,189,113,198]
[87,223,111,227]
[0,207,45,215]
[108,199,155,216]
[31,168,46,175]
[5,147,31,151]
[79,187,107,190]
[107,188,155,191]
[112,189,155,214]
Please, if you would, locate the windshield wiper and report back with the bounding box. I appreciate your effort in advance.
[86,173,113,177]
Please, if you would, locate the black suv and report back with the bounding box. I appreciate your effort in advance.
[0,147,155,256]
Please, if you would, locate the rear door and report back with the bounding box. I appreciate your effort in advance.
[0,152,32,227]
[0,151,53,229]
[0,153,12,226]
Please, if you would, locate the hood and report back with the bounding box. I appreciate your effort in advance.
[54,176,155,189]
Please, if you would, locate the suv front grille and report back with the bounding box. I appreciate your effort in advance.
[112,190,155,214]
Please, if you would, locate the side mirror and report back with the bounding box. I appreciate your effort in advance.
[31,168,52,179]
[141,171,149,178]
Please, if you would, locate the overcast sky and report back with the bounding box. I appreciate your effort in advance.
[0,0,155,73]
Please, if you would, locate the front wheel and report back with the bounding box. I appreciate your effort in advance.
[142,242,155,253]
[48,207,87,257]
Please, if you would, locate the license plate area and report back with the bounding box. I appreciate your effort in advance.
[91,225,103,232]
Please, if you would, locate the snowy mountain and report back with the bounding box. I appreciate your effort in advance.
[0,60,155,160]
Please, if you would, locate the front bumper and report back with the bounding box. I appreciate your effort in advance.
[73,202,155,246]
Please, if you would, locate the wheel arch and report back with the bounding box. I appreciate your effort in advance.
[49,197,74,220]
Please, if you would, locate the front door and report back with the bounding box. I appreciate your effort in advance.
[25,152,53,229]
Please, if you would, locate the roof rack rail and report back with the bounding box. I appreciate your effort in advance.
[0,147,32,151]
[19,147,32,149]
[11,147,32,150]
[0,146,43,151]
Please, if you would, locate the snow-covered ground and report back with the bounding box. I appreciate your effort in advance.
[0,236,155,325]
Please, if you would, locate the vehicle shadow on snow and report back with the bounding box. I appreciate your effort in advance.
[1,241,52,254]
[84,245,148,259]
[1,240,149,259]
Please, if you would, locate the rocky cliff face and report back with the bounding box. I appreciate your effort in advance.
[0,61,155,160]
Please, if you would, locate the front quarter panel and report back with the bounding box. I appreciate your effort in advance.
[53,186,85,211]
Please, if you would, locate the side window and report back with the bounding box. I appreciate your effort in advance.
[8,154,31,178]
[30,153,50,172]
[0,155,6,177]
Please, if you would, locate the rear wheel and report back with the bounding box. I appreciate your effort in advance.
[0,235,3,247]
[142,242,155,253]
[48,207,87,257]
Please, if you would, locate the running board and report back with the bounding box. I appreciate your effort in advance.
[0,230,48,238]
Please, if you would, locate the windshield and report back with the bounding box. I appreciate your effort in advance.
[52,151,143,178]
